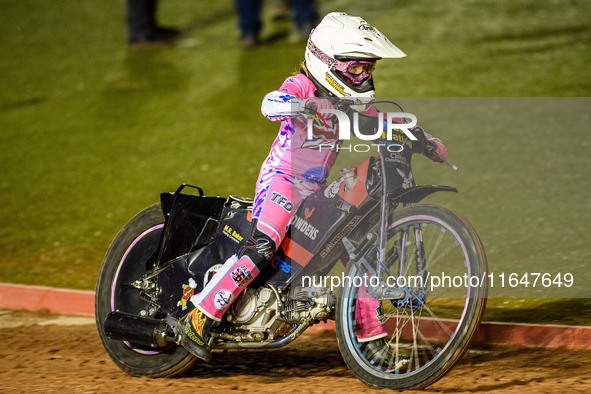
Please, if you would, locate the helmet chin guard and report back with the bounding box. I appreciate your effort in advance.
[304,12,406,99]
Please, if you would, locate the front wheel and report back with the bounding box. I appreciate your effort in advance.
[95,203,198,377]
[335,204,488,390]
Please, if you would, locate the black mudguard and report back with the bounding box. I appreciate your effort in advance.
[389,185,458,204]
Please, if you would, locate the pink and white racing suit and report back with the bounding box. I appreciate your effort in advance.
[254,73,340,246]
[193,73,444,342]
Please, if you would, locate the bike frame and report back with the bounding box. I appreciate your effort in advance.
[341,144,457,301]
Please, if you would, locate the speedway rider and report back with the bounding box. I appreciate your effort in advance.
[178,12,448,366]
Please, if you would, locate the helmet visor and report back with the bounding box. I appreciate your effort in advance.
[335,60,376,85]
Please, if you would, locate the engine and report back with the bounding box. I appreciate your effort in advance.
[225,285,335,341]
[280,286,336,323]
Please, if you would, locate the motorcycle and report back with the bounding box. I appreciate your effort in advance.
[95,104,488,390]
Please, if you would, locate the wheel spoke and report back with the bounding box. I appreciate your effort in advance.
[336,205,487,390]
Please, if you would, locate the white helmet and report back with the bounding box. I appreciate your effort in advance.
[304,12,406,98]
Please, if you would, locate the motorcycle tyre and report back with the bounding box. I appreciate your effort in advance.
[95,203,198,377]
[335,204,487,390]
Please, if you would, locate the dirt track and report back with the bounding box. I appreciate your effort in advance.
[1,310,590,393]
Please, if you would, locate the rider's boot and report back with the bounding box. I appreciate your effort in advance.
[355,282,388,342]
[178,254,258,361]
[355,282,410,371]
[177,307,214,362]
[178,227,275,361]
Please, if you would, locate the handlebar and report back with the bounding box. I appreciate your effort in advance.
[434,151,459,172]
[302,99,460,172]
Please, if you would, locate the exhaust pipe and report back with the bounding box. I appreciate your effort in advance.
[103,311,175,348]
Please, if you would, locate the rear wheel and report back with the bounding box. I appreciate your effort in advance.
[335,204,487,390]
[95,203,197,377]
